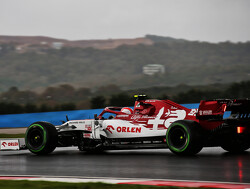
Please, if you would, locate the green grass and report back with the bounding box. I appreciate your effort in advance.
[0,180,215,189]
[0,134,25,138]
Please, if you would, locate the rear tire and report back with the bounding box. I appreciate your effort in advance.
[25,121,58,155]
[166,120,203,155]
[221,132,250,153]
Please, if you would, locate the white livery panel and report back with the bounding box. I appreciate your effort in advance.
[102,120,166,138]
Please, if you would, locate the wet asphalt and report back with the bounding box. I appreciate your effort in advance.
[1,147,250,183]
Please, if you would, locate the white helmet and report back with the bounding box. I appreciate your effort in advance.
[121,107,133,114]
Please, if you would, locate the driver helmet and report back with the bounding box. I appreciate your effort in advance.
[121,107,133,114]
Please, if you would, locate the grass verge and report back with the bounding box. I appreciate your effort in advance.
[0,180,214,189]
[0,134,25,138]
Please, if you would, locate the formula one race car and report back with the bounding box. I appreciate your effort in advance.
[25,95,250,155]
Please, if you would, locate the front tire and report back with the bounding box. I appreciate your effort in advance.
[166,120,203,155]
[25,121,58,155]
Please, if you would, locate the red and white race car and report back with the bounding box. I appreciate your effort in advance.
[25,95,250,155]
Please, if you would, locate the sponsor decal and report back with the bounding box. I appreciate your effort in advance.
[2,142,18,147]
[199,110,212,115]
[1,140,20,150]
[1,142,7,147]
[117,126,141,133]
[131,115,155,120]
[188,109,198,116]
[106,125,141,134]
[164,109,186,128]
[117,115,129,118]
[106,125,115,134]
[84,133,91,138]
[148,107,165,130]
[147,107,186,130]
[85,125,92,131]
[131,115,141,120]
[69,121,85,124]
[145,100,156,102]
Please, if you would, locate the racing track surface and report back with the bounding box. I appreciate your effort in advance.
[1,147,250,184]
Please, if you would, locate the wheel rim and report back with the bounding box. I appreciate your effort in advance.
[27,127,44,148]
[168,126,188,150]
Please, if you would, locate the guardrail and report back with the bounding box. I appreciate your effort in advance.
[0,104,200,128]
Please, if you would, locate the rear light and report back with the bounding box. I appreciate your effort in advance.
[222,104,227,112]
[237,126,245,134]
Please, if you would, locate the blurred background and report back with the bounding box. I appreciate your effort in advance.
[0,0,250,114]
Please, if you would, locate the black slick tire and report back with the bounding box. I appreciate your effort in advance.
[221,131,250,153]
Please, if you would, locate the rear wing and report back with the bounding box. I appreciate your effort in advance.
[197,99,250,120]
